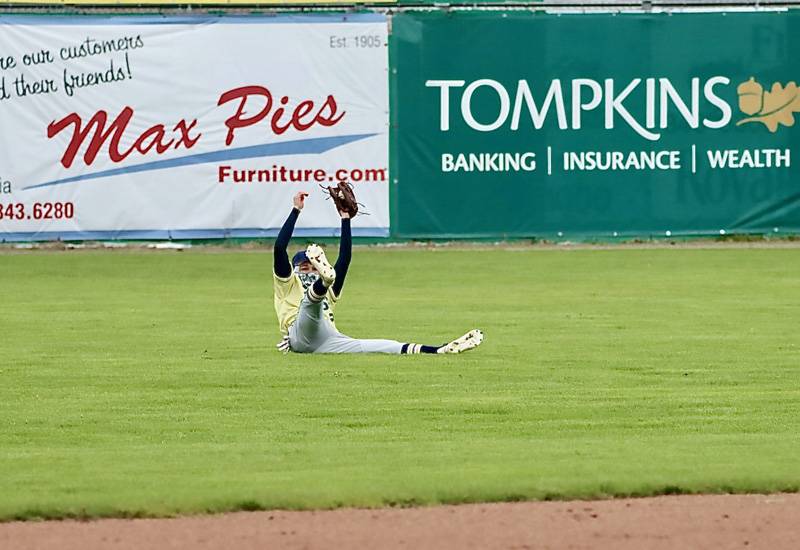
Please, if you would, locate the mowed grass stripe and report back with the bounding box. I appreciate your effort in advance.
[0,248,798,520]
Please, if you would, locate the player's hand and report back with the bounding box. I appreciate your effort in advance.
[293,192,309,211]
[276,336,291,353]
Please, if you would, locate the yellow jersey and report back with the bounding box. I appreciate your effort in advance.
[273,271,339,336]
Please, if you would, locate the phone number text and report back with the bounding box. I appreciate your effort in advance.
[0,202,75,221]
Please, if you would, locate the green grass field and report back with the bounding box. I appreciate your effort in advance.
[1,246,799,520]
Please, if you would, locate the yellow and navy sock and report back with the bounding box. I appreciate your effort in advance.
[401,343,442,354]
[308,283,326,303]
[309,278,330,301]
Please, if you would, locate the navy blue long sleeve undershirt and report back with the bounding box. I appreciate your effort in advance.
[273,208,299,278]
[274,209,352,293]
[331,218,351,297]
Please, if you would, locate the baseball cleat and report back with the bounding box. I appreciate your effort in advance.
[305,244,336,286]
[442,329,484,354]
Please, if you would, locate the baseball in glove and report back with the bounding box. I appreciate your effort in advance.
[321,180,360,218]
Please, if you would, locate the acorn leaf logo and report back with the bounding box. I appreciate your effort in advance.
[737,77,800,132]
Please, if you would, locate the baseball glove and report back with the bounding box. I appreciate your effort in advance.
[321,181,359,218]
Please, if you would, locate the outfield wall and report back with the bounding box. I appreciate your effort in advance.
[0,14,390,240]
[391,10,800,239]
[1,8,798,241]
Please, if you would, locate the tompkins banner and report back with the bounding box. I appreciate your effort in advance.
[0,15,389,241]
[391,10,800,238]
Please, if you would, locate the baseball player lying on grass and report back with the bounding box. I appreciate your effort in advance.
[273,186,484,354]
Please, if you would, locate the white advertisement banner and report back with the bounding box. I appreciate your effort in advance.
[0,15,389,240]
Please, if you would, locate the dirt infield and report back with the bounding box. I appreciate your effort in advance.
[2,494,799,550]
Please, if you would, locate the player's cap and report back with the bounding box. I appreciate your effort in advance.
[292,251,309,267]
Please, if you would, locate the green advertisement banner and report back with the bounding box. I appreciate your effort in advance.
[391,10,800,238]
[398,0,540,4]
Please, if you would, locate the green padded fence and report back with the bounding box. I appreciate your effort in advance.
[390,10,800,239]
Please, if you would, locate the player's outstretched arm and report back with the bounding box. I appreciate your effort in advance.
[274,192,308,278]
[332,213,351,297]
